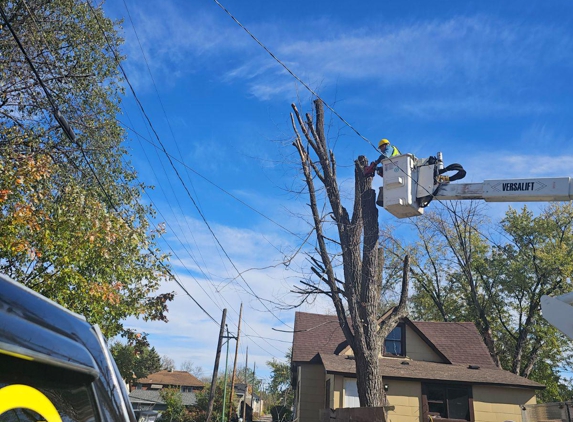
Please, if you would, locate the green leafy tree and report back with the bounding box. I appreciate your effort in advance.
[386,202,573,401]
[266,351,293,422]
[159,388,192,422]
[110,342,162,388]
[0,0,173,338]
[188,377,236,422]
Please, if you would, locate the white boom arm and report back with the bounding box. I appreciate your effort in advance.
[541,294,573,340]
[381,153,573,219]
[380,154,573,338]
[435,178,573,202]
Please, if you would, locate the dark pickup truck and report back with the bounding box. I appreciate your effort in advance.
[0,273,137,421]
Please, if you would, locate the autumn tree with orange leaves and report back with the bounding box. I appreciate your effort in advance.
[0,1,172,339]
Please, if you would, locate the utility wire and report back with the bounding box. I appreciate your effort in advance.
[0,4,75,142]
[86,0,293,328]
[0,4,218,325]
[119,0,206,215]
[209,0,503,240]
[3,1,286,359]
[211,0,378,152]
[121,122,307,242]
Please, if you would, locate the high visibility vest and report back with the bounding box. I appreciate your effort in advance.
[391,146,401,156]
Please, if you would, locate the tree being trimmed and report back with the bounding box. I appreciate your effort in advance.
[290,100,409,408]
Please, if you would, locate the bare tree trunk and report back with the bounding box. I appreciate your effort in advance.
[291,99,409,408]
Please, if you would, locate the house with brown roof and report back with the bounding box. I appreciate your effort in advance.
[292,311,544,422]
[129,369,204,415]
[133,369,205,393]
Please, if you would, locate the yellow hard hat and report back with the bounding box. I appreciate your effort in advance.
[378,139,390,148]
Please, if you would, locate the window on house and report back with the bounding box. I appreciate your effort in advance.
[343,379,360,408]
[423,383,472,421]
[384,323,405,356]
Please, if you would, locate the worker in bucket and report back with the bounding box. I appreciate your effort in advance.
[378,138,401,161]
[366,138,402,207]
[363,138,401,178]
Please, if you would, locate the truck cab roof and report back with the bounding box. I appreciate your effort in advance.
[0,273,136,421]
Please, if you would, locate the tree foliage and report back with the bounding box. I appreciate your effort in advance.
[0,0,173,338]
[189,377,237,422]
[160,388,193,422]
[110,341,161,387]
[386,202,573,401]
[266,350,293,411]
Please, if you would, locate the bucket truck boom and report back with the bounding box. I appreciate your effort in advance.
[380,153,573,219]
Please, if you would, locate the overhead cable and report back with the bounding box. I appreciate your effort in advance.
[85,0,292,329]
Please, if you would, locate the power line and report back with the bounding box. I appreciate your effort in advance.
[72,144,220,325]
[120,122,308,243]
[2,1,288,361]
[209,0,500,238]
[119,0,206,214]
[86,0,293,329]
[0,4,219,326]
[211,0,378,152]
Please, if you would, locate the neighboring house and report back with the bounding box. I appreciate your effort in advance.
[133,369,205,392]
[129,388,197,414]
[234,383,264,421]
[291,312,544,422]
[129,369,204,414]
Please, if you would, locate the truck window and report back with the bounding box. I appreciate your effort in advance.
[0,353,100,422]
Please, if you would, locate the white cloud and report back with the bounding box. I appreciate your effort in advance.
[222,15,572,103]
[461,153,573,182]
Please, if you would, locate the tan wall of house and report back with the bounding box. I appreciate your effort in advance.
[328,374,345,409]
[328,376,421,422]
[295,364,326,422]
[473,386,536,422]
[404,326,444,362]
[386,379,422,422]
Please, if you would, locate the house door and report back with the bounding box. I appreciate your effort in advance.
[343,379,360,408]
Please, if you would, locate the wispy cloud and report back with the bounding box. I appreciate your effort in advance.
[117,0,251,90]
[223,15,572,107]
[115,1,573,118]
[396,96,553,119]
[461,153,573,181]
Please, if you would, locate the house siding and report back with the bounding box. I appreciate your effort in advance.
[296,364,325,422]
[405,325,444,363]
[333,374,344,408]
[386,379,422,422]
[473,385,536,422]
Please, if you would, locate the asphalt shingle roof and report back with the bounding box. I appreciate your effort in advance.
[137,370,204,388]
[129,390,197,406]
[292,312,347,363]
[410,321,497,368]
[292,311,544,390]
[319,354,543,389]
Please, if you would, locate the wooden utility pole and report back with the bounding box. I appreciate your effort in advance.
[206,309,227,422]
[242,347,248,421]
[228,303,243,422]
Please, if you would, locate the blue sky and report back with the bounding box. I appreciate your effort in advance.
[103,0,573,382]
